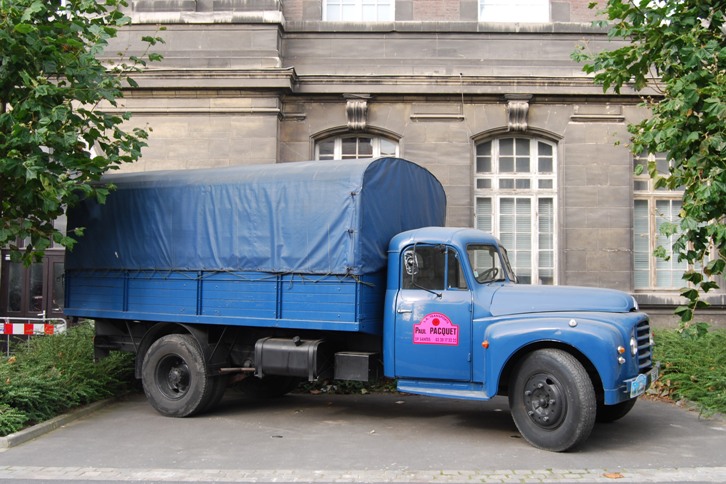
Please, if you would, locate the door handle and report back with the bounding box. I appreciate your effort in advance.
[397,308,412,314]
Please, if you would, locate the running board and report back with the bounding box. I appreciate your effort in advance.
[397,379,492,401]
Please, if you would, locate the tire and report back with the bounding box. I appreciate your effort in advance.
[201,375,229,413]
[141,334,214,417]
[508,349,596,452]
[232,375,300,398]
[596,398,637,423]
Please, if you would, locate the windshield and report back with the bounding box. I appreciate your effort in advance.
[467,244,516,284]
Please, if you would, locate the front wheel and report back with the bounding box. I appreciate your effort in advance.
[141,334,214,417]
[509,349,596,452]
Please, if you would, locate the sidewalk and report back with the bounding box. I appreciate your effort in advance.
[1,465,726,482]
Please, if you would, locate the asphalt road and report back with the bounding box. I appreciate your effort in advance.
[0,390,725,483]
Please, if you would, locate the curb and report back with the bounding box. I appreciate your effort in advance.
[0,398,116,450]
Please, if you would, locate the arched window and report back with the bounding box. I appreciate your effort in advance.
[474,137,557,285]
[315,134,399,160]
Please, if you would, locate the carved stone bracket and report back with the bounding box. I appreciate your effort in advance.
[345,95,370,131]
[505,95,532,132]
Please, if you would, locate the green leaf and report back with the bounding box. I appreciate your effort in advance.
[14,24,34,34]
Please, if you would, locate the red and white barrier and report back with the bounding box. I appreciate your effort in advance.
[1,318,67,335]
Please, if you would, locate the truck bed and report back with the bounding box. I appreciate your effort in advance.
[66,269,386,334]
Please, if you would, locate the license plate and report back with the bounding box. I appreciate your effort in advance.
[630,373,647,398]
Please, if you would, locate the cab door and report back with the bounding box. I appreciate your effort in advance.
[393,245,473,381]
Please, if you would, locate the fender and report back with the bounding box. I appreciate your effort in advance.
[481,316,627,402]
[134,322,232,379]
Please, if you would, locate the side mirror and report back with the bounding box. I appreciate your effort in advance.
[404,249,419,276]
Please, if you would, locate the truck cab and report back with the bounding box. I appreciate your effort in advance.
[384,227,657,451]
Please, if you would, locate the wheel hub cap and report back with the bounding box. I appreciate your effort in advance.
[523,374,566,429]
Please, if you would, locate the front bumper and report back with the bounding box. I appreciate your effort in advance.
[624,364,660,399]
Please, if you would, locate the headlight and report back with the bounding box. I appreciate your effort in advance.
[630,336,638,356]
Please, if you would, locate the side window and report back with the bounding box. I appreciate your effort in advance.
[402,246,468,291]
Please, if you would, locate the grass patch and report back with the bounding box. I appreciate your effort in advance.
[650,328,726,416]
[0,322,135,437]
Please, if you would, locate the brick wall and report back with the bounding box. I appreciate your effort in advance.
[412,0,460,20]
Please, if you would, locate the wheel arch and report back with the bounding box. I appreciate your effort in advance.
[496,341,604,402]
[134,322,209,379]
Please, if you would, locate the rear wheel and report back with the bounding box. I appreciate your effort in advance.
[202,375,229,413]
[141,334,214,417]
[509,349,596,452]
[596,398,637,423]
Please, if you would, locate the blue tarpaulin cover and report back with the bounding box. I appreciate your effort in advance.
[66,157,446,275]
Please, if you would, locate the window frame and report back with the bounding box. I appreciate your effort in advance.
[474,136,557,285]
[633,152,688,291]
[323,0,395,22]
[315,134,399,160]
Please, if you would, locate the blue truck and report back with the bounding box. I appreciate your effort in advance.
[64,157,657,452]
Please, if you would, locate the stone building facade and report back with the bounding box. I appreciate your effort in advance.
[1,0,723,326]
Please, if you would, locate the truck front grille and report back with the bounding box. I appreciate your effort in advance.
[636,318,653,373]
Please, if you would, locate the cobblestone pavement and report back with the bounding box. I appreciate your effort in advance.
[0,465,725,482]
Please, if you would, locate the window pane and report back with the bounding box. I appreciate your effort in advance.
[633,200,650,290]
[500,157,514,172]
[516,157,530,172]
[476,141,492,157]
[515,179,530,189]
[318,140,335,160]
[52,261,65,312]
[515,138,530,156]
[6,262,23,312]
[476,198,492,232]
[655,199,686,288]
[476,156,492,173]
[499,138,513,156]
[538,157,553,173]
[380,138,397,156]
[29,263,43,312]
[538,142,552,157]
[634,180,649,191]
[500,179,514,189]
[476,179,492,189]
[358,137,373,157]
[341,137,358,158]
[538,179,553,189]
[538,199,554,285]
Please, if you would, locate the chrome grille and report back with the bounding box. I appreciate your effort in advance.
[636,318,653,372]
